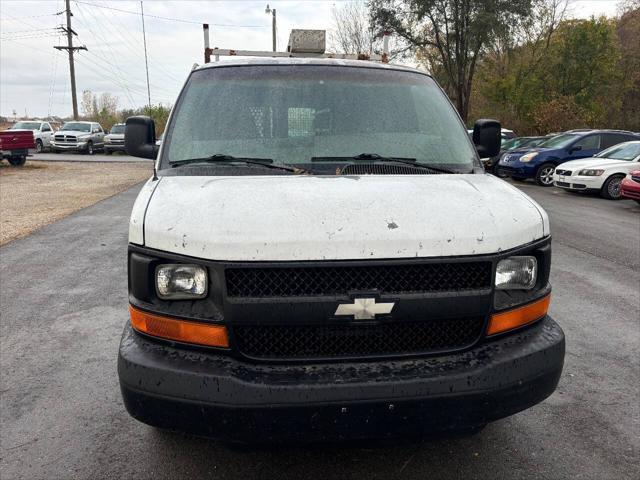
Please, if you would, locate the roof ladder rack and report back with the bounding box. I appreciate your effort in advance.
[203,26,389,64]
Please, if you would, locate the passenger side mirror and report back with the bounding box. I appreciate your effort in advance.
[472,119,501,158]
[569,145,582,153]
[125,116,158,159]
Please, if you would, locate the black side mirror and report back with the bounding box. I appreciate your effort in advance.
[125,116,158,159]
[569,145,582,153]
[472,119,501,158]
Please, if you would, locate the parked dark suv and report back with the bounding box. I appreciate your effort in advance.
[497,130,640,186]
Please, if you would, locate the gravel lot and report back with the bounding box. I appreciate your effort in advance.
[31,152,142,163]
[0,160,152,245]
[0,181,638,479]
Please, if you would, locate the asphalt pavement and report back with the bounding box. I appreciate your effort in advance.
[1,180,638,479]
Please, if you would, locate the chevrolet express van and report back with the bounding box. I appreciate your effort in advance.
[118,58,565,443]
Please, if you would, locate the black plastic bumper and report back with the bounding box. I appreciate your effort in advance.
[118,316,565,443]
[104,145,126,152]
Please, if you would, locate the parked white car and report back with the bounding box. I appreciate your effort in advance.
[553,141,640,199]
[8,121,54,153]
[104,123,126,154]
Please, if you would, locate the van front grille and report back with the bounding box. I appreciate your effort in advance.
[225,262,492,298]
[233,316,486,360]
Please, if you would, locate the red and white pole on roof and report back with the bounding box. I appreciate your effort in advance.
[203,24,211,63]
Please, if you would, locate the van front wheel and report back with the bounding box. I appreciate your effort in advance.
[536,164,556,186]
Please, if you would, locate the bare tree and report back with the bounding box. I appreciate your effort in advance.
[330,2,375,55]
[329,1,407,59]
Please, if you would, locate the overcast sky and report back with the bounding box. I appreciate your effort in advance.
[0,0,623,119]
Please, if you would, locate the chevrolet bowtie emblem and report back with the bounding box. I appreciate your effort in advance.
[334,298,395,320]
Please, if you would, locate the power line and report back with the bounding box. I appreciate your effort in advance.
[1,33,63,40]
[74,0,267,27]
[88,1,184,83]
[72,54,176,103]
[72,1,138,108]
[0,28,61,34]
[0,12,64,21]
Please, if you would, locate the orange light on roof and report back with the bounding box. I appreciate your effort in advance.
[129,305,229,348]
[488,294,551,336]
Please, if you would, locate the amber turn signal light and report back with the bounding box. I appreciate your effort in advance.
[129,305,229,348]
[487,294,551,336]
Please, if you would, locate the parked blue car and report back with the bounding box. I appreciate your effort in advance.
[497,129,640,186]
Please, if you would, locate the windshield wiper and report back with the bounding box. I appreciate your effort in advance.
[311,153,459,174]
[169,154,310,174]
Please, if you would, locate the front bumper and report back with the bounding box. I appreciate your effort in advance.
[553,175,602,192]
[497,162,536,178]
[118,316,565,443]
[621,178,640,200]
[104,143,126,152]
[50,142,88,152]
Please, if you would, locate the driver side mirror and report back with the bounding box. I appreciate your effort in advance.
[125,116,158,159]
[472,119,501,158]
[569,145,582,153]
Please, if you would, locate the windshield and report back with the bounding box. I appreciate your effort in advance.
[62,122,90,132]
[539,133,579,149]
[161,65,476,172]
[501,138,520,150]
[596,142,640,160]
[110,125,125,134]
[11,122,40,130]
[524,137,547,147]
[503,137,531,150]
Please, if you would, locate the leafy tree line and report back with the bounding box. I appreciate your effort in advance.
[80,90,171,135]
[470,4,640,134]
[365,0,639,134]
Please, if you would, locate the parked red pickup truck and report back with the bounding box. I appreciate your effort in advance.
[0,129,35,166]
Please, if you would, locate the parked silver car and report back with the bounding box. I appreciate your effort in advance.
[51,121,105,154]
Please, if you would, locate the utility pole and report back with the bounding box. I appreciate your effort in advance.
[140,1,151,109]
[265,4,276,52]
[54,0,86,120]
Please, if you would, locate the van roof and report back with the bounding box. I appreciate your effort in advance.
[195,57,427,75]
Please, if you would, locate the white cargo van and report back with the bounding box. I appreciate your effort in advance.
[118,54,564,443]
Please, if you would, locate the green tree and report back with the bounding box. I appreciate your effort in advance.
[614,3,640,130]
[371,0,535,121]
[470,0,567,131]
[118,104,172,136]
[548,18,619,121]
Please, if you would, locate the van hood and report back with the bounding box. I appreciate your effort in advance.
[139,174,549,261]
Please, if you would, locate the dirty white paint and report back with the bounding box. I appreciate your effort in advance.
[128,177,161,245]
[135,174,549,261]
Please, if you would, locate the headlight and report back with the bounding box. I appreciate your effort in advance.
[105,137,111,143]
[519,152,538,163]
[156,264,207,299]
[495,256,537,290]
[578,169,604,176]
